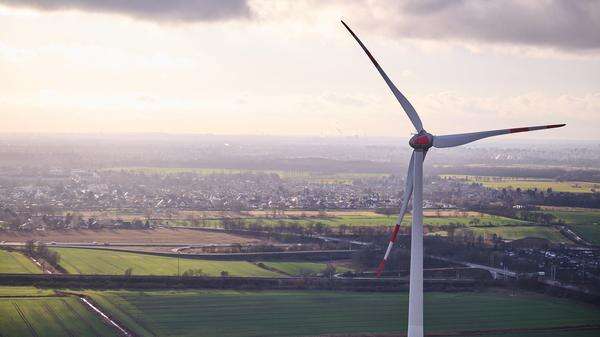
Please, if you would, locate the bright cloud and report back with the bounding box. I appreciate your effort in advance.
[0,1,598,139]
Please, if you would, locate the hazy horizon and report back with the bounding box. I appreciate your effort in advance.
[1,1,599,140]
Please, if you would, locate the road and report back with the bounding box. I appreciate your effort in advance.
[429,255,517,279]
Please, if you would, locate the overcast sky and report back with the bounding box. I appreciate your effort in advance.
[1,0,599,140]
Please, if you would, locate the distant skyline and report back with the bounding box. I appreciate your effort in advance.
[1,1,599,139]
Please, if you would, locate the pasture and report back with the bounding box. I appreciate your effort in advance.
[0,287,118,337]
[51,247,281,277]
[536,207,600,245]
[569,224,600,245]
[201,211,525,228]
[441,174,599,193]
[540,207,600,224]
[0,286,55,297]
[86,289,600,337]
[260,261,351,276]
[0,227,260,245]
[56,208,525,229]
[459,226,569,243]
[0,249,41,274]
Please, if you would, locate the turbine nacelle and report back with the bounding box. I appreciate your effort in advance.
[409,131,433,150]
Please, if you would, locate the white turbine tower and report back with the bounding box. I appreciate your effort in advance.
[341,21,565,337]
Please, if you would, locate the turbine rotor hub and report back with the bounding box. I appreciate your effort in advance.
[409,131,433,150]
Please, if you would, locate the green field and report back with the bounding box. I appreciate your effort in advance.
[459,226,570,243]
[261,261,351,276]
[0,286,55,297]
[482,332,600,337]
[188,212,526,229]
[52,247,281,277]
[569,224,600,245]
[543,209,600,225]
[1,287,598,337]
[85,289,600,337]
[0,250,41,274]
[441,175,599,193]
[0,287,119,337]
[60,208,526,230]
[539,208,600,245]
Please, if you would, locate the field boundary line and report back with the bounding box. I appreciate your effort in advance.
[61,297,106,337]
[42,302,76,337]
[67,291,154,337]
[10,251,41,274]
[12,301,39,337]
[97,293,157,337]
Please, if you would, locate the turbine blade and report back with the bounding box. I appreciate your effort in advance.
[376,151,416,277]
[432,124,566,148]
[341,20,424,132]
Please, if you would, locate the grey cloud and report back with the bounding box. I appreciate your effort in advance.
[0,0,252,22]
[378,0,600,50]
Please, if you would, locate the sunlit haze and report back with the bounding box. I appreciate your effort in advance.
[1,0,599,139]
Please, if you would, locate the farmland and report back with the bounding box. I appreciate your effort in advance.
[51,247,282,277]
[260,261,351,276]
[3,208,560,245]
[0,287,119,337]
[458,226,569,243]
[536,207,600,245]
[176,210,525,229]
[441,175,599,193]
[0,227,261,245]
[569,224,600,245]
[0,286,55,297]
[286,212,521,228]
[0,250,41,274]
[58,209,526,228]
[85,289,600,337]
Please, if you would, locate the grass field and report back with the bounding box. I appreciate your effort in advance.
[60,210,526,230]
[331,212,523,227]
[85,289,600,337]
[187,212,526,229]
[0,250,41,274]
[459,226,569,243]
[0,227,260,245]
[261,261,351,276]
[0,286,55,297]
[0,287,119,337]
[54,209,526,229]
[52,247,282,277]
[540,208,600,225]
[568,224,600,245]
[535,207,600,245]
[441,175,599,193]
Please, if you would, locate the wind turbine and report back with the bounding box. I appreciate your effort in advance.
[341,21,565,337]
